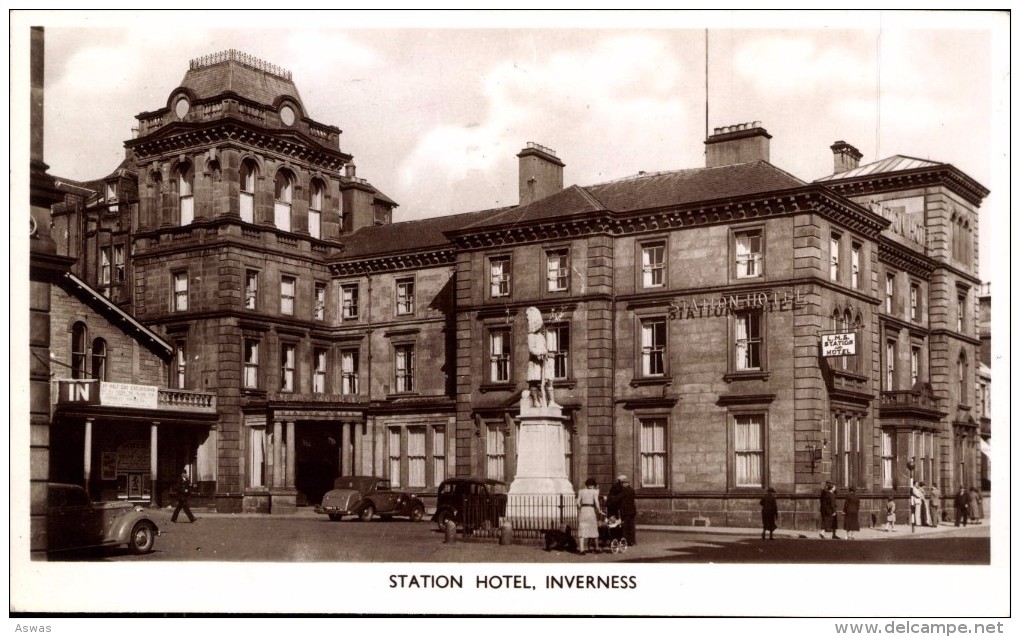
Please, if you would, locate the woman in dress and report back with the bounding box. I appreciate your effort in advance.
[759,487,778,540]
[576,477,603,554]
[843,486,861,540]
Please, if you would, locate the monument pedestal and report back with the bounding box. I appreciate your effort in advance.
[506,399,576,530]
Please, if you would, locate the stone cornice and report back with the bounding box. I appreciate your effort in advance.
[126,118,352,172]
[877,237,937,279]
[820,165,989,207]
[329,248,457,276]
[447,186,889,252]
[131,219,343,264]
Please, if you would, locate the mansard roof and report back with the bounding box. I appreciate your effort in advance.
[815,154,989,206]
[180,50,304,110]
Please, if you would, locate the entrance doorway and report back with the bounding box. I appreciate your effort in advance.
[295,422,341,506]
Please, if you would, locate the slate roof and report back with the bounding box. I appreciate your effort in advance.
[815,155,943,182]
[181,58,304,109]
[337,207,513,259]
[339,161,808,257]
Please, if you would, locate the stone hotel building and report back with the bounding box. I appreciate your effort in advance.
[47,51,987,528]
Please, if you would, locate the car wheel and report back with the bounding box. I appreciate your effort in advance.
[409,505,424,522]
[435,509,453,531]
[328,514,343,521]
[129,521,156,555]
[358,504,375,522]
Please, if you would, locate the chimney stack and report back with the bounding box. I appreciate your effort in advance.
[517,142,564,206]
[830,141,863,174]
[345,163,357,179]
[704,121,771,168]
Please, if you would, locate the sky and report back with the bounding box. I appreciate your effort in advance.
[30,11,1006,282]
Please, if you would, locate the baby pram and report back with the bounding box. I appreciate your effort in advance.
[598,516,628,553]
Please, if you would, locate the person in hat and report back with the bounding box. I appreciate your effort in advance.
[605,475,625,519]
[616,475,637,547]
[171,467,197,523]
[842,486,861,540]
[819,481,839,539]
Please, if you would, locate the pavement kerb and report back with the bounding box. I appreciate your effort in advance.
[154,506,984,540]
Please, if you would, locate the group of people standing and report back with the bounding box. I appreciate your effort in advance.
[761,480,982,541]
[576,475,637,554]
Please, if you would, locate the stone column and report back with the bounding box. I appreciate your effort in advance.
[273,420,284,488]
[286,421,296,488]
[150,422,159,507]
[83,418,93,494]
[341,422,352,476]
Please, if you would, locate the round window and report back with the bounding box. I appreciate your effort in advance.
[174,97,190,119]
[280,105,296,126]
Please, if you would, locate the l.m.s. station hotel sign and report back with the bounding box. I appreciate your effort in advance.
[666,288,809,320]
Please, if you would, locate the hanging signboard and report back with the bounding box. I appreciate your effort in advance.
[821,332,856,357]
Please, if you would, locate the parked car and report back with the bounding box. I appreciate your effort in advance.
[47,483,159,555]
[432,477,509,531]
[317,476,425,522]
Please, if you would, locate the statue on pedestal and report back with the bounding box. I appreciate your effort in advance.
[525,307,556,409]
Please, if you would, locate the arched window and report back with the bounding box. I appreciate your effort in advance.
[91,338,107,381]
[308,179,324,239]
[239,159,256,224]
[274,170,293,232]
[71,322,88,379]
[178,162,194,226]
[842,309,853,371]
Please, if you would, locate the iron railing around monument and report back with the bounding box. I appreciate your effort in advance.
[457,494,579,541]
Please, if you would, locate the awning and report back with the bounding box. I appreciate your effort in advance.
[980,439,991,457]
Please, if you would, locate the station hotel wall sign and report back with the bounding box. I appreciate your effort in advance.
[667,288,809,320]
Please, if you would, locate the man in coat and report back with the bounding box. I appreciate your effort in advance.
[953,486,969,527]
[171,468,197,523]
[606,476,624,518]
[616,475,637,547]
[819,481,839,539]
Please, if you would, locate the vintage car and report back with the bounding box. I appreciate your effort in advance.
[432,477,509,531]
[47,483,159,555]
[317,476,425,522]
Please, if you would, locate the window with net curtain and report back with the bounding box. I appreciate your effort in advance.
[489,328,510,382]
[309,180,323,239]
[433,426,446,487]
[395,344,415,393]
[486,423,505,481]
[734,311,762,371]
[408,427,426,489]
[640,319,666,377]
[734,414,764,487]
[640,418,666,488]
[178,163,194,226]
[735,230,762,278]
[341,349,359,395]
[274,170,293,232]
[249,426,267,487]
[881,430,895,488]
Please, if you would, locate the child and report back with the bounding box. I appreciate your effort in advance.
[885,496,896,532]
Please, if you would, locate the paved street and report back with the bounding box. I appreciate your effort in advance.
[57,507,990,564]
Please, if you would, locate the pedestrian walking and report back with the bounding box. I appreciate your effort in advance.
[885,496,896,532]
[576,477,603,554]
[759,487,778,540]
[819,481,839,539]
[968,487,984,524]
[928,483,942,526]
[916,482,932,526]
[615,475,637,547]
[909,481,926,531]
[953,486,969,527]
[171,468,197,523]
[842,486,861,540]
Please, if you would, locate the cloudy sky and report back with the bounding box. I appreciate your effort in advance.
[27,10,1007,280]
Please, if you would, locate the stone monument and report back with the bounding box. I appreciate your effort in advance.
[507,308,574,522]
